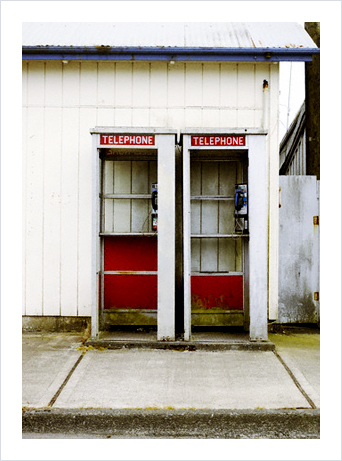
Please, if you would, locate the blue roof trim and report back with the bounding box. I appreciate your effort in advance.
[22,46,319,62]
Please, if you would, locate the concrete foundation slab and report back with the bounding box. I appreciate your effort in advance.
[54,349,309,410]
[269,331,320,408]
[22,334,83,408]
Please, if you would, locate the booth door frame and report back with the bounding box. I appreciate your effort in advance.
[182,131,268,341]
[91,128,177,340]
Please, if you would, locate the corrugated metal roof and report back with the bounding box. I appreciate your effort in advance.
[22,22,317,50]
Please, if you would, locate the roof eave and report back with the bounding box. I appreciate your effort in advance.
[22,46,320,62]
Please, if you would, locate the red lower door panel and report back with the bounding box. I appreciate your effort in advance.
[104,237,157,271]
[103,237,157,310]
[104,274,157,309]
[191,275,243,310]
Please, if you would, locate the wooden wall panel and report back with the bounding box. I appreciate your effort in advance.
[150,109,168,128]
[45,62,63,107]
[80,62,98,107]
[202,64,220,107]
[220,63,238,108]
[23,59,279,318]
[237,109,255,128]
[167,62,185,108]
[22,62,28,106]
[114,108,132,127]
[25,107,45,315]
[185,108,202,127]
[97,108,115,127]
[62,61,80,107]
[132,200,149,233]
[60,108,79,316]
[168,108,185,129]
[43,108,62,315]
[219,109,238,128]
[113,162,131,233]
[237,63,256,109]
[150,63,167,108]
[116,62,132,107]
[27,62,45,106]
[255,63,269,109]
[202,109,220,127]
[98,62,115,106]
[133,63,150,108]
[185,63,202,107]
[132,108,150,127]
[77,109,97,316]
[132,161,149,194]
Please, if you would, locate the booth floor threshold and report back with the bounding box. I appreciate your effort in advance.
[86,331,275,351]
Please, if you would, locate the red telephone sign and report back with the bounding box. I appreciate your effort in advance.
[100,134,155,146]
[191,135,245,147]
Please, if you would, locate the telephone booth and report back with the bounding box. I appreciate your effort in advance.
[182,130,268,341]
[91,128,177,340]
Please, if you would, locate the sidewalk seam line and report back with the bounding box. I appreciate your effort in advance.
[273,350,316,409]
[48,352,85,408]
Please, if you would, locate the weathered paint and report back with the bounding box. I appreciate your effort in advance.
[102,311,157,328]
[191,276,243,310]
[191,312,244,327]
[278,176,319,323]
[23,23,319,56]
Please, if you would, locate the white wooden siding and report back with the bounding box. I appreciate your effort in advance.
[23,60,278,317]
[190,161,243,273]
[286,134,306,175]
[103,160,157,233]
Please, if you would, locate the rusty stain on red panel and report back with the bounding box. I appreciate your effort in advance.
[104,237,157,271]
[104,274,157,310]
[191,275,243,310]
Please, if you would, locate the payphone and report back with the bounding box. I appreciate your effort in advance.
[235,184,248,234]
[90,127,177,340]
[151,183,158,231]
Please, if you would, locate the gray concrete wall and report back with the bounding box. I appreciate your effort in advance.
[278,176,319,323]
[22,316,90,332]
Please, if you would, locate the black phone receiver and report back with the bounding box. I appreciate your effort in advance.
[152,190,158,211]
[235,189,244,212]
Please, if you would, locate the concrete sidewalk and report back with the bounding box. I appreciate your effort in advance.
[22,328,320,438]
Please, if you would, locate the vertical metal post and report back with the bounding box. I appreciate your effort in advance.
[315,181,320,326]
[183,135,191,341]
[91,134,100,339]
[157,134,176,340]
[248,134,268,341]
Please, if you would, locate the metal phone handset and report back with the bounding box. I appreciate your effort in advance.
[151,183,158,231]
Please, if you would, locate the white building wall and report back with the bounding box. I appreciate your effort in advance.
[22,60,279,317]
